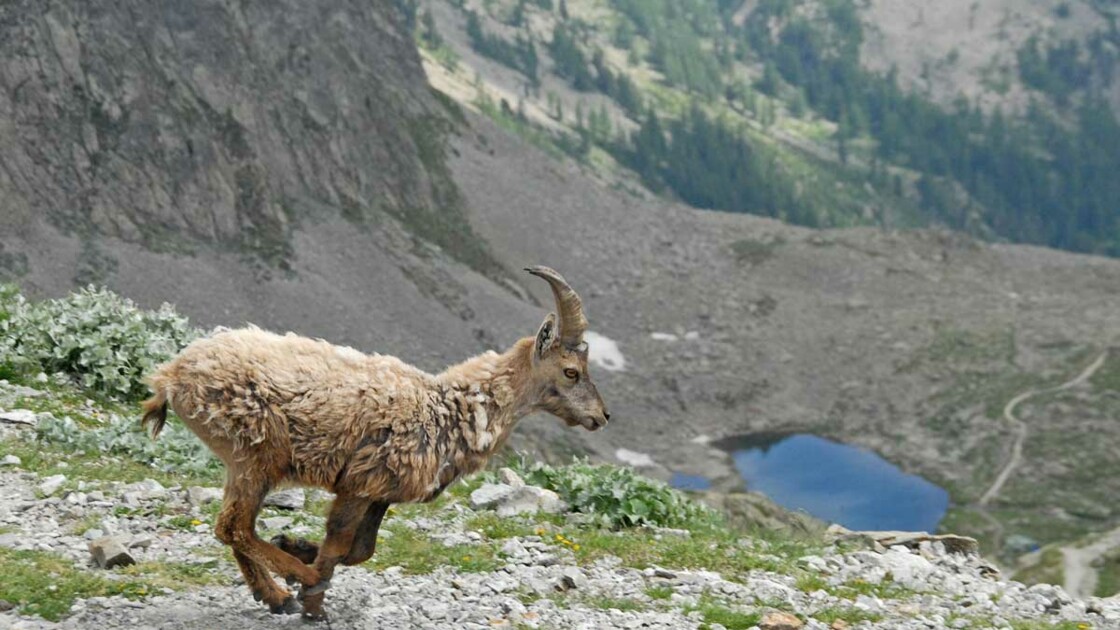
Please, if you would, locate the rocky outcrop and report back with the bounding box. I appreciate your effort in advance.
[0,0,485,271]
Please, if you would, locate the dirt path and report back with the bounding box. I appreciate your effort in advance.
[978,351,1108,507]
[1063,525,1120,598]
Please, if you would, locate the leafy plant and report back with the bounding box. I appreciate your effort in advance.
[506,458,719,530]
[0,285,198,400]
[34,412,219,477]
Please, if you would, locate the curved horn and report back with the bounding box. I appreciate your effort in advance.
[525,266,587,346]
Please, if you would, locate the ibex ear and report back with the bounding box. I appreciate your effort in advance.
[533,313,559,364]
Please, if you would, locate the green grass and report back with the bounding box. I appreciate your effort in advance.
[0,437,223,489]
[828,577,918,601]
[1095,556,1120,597]
[683,594,761,630]
[645,585,674,600]
[0,548,223,622]
[812,606,883,625]
[1013,547,1065,587]
[369,521,501,574]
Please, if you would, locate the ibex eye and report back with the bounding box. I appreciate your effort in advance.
[563,369,579,381]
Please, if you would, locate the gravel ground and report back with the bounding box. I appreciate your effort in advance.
[3,459,1120,630]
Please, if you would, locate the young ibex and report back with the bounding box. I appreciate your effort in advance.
[140,267,609,621]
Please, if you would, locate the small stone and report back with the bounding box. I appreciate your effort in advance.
[759,610,803,630]
[186,486,223,507]
[263,488,305,510]
[0,455,20,466]
[498,467,525,488]
[122,479,166,500]
[84,529,105,541]
[830,621,850,630]
[495,486,565,517]
[89,536,136,569]
[38,474,67,496]
[128,536,154,549]
[0,409,37,425]
[555,566,588,592]
[0,599,12,612]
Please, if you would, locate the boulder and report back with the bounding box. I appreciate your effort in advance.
[263,488,305,510]
[0,410,37,426]
[470,483,514,510]
[825,525,979,556]
[495,486,565,517]
[0,455,20,466]
[89,535,136,569]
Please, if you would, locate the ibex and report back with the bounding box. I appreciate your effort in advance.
[140,267,609,621]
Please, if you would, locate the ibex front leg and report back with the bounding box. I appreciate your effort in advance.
[298,495,371,622]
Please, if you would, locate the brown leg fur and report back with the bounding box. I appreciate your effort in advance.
[270,502,390,567]
[343,502,390,565]
[299,495,371,621]
[213,469,321,608]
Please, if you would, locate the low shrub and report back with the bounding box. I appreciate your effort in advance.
[508,458,719,530]
[0,285,198,400]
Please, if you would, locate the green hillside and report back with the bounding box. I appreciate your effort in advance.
[409,0,1120,254]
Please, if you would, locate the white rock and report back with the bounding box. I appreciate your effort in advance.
[470,483,514,510]
[615,448,656,468]
[38,474,67,496]
[186,486,223,507]
[498,467,525,488]
[495,486,565,517]
[0,409,37,425]
[0,455,20,466]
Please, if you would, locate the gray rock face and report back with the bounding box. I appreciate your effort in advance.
[0,0,466,269]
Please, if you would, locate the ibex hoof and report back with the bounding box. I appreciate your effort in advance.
[269,596,302,615]
[299,578,331,599]
[301,608,330,623]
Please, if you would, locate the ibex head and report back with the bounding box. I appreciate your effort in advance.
[525,266,610,431]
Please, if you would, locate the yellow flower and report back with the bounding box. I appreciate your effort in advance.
[572,544,581,551]
[190,519,202,526]
[462,555,472,561]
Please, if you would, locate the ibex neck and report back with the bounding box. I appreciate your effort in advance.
[435,338,537,453]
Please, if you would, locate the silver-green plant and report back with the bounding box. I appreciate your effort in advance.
[0,285,198,400]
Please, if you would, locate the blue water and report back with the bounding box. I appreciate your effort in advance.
[719,433,949,532]
[670,472,712,491]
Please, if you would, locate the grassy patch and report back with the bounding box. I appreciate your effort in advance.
[1095,555,1120,597]
[0,548,189,621]
[645,585,674,600]
[683,594,761,630]
[828,577,918,600]
[812,606,883,625]
[1013,547,1065,587]
[369,522,501,574]
[0,437,221,488]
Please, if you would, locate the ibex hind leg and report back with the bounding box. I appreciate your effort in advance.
[271,501,390,567]
[213,467,320,612]
[298,496,372,622]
